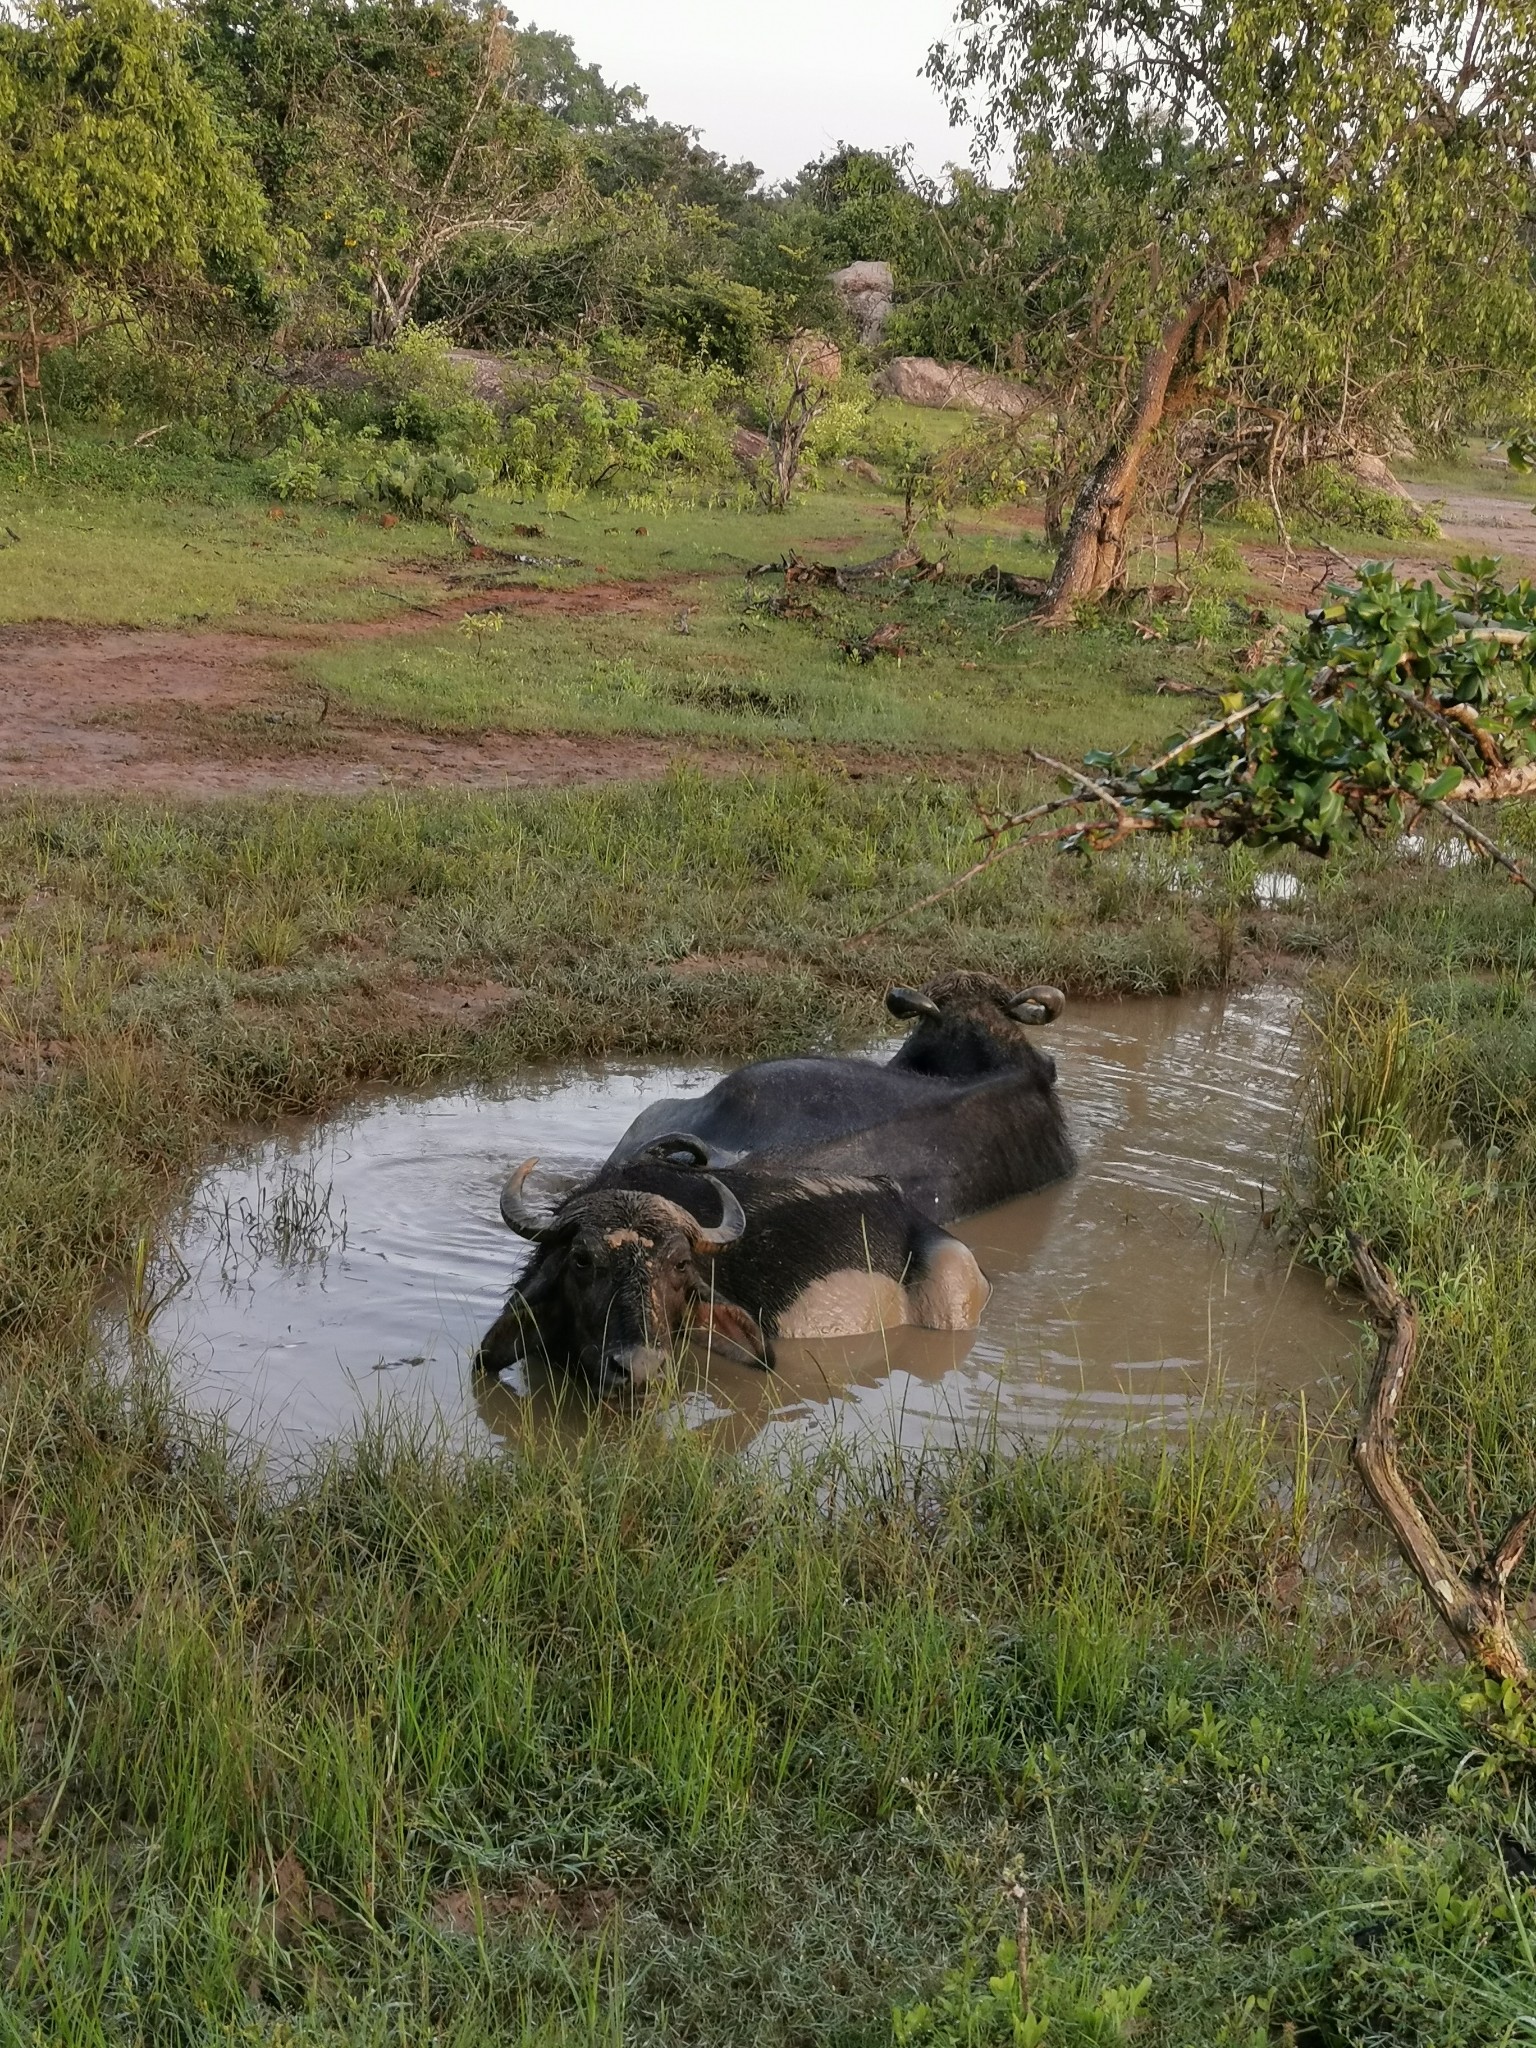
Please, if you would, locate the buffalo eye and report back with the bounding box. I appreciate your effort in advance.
[570,1242,595,1273]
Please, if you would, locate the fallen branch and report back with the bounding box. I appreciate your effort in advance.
[1350,1235,1533,1685]
[1425,799,1536,900]
[1450,762,1536,804]
[1138,694,1277,779]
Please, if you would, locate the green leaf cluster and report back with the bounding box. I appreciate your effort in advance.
[1083,562,1536,852]
[0,0,269,369]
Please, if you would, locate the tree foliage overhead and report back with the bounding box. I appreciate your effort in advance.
[930,0,1536,617]
[189,0,583,343]
[0,0,269,417]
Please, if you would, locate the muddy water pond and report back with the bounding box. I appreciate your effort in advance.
[143,987,1360,1461]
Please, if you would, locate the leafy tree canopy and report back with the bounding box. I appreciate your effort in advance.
[189,0,583,342]
[0,0,269,409]
[930,0,1536,617]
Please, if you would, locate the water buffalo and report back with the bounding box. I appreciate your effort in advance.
[605,971,1074,1222]
[473,1140,989,1399]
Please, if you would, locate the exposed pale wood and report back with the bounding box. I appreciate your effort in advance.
[1350,1234,1532,1684]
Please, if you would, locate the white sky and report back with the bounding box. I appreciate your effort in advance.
[526,0,977,185]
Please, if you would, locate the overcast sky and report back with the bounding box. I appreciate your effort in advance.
[528,0,977,185]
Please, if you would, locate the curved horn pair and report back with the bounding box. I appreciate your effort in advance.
[1008,984,1066,1025]
[498,1158,746,1252]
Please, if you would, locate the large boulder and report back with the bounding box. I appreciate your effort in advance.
[873,356,1040,418]
[1341,449,1416,502]
[831,261,895,345]
[787,330,842,382]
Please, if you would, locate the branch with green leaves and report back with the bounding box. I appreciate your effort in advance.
[899,560,1536,924]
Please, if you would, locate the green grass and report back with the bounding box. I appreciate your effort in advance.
[9,422,1536,2038]
[306,563,1206,756]
[7,778,1536,2041]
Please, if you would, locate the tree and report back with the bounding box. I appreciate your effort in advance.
[932,0,1536,623]
[190,0,584,345]
[0,0,268,433]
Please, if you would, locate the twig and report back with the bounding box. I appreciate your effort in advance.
[1138,695,1278,779]
[1425,799,1536,901]
[860,819,1089,937]
[132,423,171,446]
[974,792,1102,843]
[1350,1234,1532,1684]
[1024,747,1146,849]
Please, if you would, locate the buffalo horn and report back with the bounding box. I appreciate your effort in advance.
[886,985,941,1022]
[498,1158,560,1241]
[690,1176,746,1253]
[1008,984,1066,1025]
[641,1132,710,1165]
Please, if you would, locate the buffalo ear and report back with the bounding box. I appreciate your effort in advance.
[691,1297,770,1370]
[473,1258,560,1375]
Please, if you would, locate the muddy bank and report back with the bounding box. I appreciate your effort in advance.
[0,609,732,796]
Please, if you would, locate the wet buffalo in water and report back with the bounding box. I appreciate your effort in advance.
[606,971,1075,1222]
[473,1140,989,1399]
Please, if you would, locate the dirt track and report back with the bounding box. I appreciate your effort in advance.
[0,579,716,798]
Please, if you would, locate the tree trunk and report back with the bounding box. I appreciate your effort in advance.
[1037,305,1206,625]
[1038,203,1310,627]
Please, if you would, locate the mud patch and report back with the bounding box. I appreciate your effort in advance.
[0,610,733,796]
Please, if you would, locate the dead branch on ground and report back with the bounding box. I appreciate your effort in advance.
[1350,1234,1534,1686]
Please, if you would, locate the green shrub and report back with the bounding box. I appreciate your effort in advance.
[1292,462,1440,539]
[361,326,499,458]
[257,424,478,514]
[893,1938,1152,2047]
[642,272,774,373]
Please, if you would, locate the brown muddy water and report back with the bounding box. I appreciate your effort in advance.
[137,986,1362,1462]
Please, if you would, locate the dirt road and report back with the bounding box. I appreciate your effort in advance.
[0,581,716,798]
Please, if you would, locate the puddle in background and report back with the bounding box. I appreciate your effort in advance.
[139,987,1360,1461]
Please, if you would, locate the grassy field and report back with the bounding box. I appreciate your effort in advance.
[6,430,1536,2042]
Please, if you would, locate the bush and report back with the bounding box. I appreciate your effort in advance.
[642,272,774,373]
[38,327,286,448]
[360,327,499,458]
[495,349,742,503]
[258,424,478,515]
[1291,462,1441,540]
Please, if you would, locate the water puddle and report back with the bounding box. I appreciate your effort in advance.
[138,986,1360,1461]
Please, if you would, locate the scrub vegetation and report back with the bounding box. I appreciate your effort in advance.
[6,0,1536,2036]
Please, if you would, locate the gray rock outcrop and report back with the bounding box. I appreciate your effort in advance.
[872,356,1040,418]
[830,262,895,345]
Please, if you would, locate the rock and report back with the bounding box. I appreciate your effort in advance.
[443,348,511,403]
[831,261,895,346]
[787,331,842,381]
[1342,449,1415,502]
[733,426,770,463]
[872,356,1040,418]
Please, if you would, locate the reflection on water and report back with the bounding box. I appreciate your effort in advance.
[139,986,1359,1461]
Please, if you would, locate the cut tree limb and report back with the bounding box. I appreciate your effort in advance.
[1350,1234,1533,1684]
